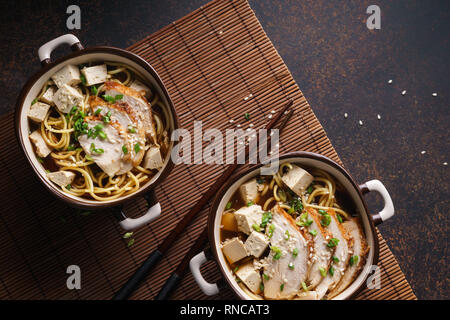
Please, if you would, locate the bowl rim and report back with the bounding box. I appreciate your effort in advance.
[14,45,179,209]
[207,151,380,300]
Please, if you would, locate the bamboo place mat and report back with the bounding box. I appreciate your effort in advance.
[0,0,416,300]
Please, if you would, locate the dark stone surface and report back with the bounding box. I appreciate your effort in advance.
[0,0,448,299]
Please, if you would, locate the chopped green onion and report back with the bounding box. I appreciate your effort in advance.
[102,94,116,103]
[123,232,133,239]
[65,184,72,190]
[90,85,98,95]
[309,229,318,237]
[307,185,313,193]
[284,230,290,240]
[80,74,86,85]
[98,131,107,140]
[271,246,282,260]
[327,238,340,248]
[337,214,343,223]
[252,223,261,232]
[320,213,331,227]
[115,94,123,100]
[268,224,275,238]
[280,283,284,291]
[259,282,264,291]
[37,157,44,163]
[94,108,102,116]
[261,211,272,228]
[263,273,269,280]
[328,266,335,276]
[225,201,232,210]
[233,266,239,273]
[134,143,141,153]
[301,281,308,292]
[67,144,76,151]
[127,238,135,247]
[292,248,298,257]
[31,98,38,105]
[85,154,93,161]
[128,125,137,133]
[332,256,339,263]
[247,201,254,207]
[349,255,359,266]
[318,209,327,215]
[319,267,327,277]
[244,112,250,120]
[288,262,294,270]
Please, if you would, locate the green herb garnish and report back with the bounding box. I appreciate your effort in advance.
[328,266,335,276]
[288,262,294,270]
[225,201,232,210]
[252,223,261,232]
[319,267,327,277]
[128,125,137,133]
[280,283,284,291]
[349,255,359,266]
[94,108,102,116]
[307,185,313,193]
[301,281,308,292]
[293,248,298,257]
[246,201,254,207]
[268,224,275,238]
[102,94,116,103]
[65,184,72,190]
[263,273,269,280]
[320,213,331,227]
[80,74,86,85]
[271,246,282,260]
[261,211,272,228]
[337,214,343,223]
[123,232,134,239]
[259,282,264,291]
[31,98,38,105]
[90,85,98,95]
[244,112,250,120]
[327,238,340,248]
[332,256,339,263]
[127,238,135,247]
[284,230,290,240]
[309,229,318,237]
[289,197,304,213]
[134,143,141,153]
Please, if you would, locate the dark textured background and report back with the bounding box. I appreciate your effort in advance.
[0,0,448,300]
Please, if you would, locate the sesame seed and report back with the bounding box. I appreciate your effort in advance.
[237,124,241,128]
[268,114,273,119]
[432,93,437,97]
[344,112,348,118]
[249,123,254,127]
[359,120,363,126]
[388,79,393,84]
[229,119,234,123]
[244,96,249,101]
[421,151,426,155]
[444,162,448,166]
[401,90,407,95]
[377,114,381,120]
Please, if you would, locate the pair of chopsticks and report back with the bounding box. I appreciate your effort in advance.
[112,99,294,300]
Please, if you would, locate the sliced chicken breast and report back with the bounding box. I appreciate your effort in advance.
[78,117,130,177]
[263,205,310,299]
[327,218,368,298]
[304,208,336,289]
[89,96,146,169]
[312,209,351,300]
[103,81,157,143]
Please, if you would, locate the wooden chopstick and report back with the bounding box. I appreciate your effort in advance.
[112,99,293,300]
[154,108,294,300]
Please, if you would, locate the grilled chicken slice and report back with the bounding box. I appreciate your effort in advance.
[304,208,335,289]
[312,209,351,300]
[103,81,157,143]
[263,205,310,299]
[78,117,131,177]
[327,218,368,298]
[89,96,146,170]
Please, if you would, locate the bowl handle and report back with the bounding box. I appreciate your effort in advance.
[38,34,84,67]
[114,190,162,231]
[189,250,220,296]
[359,179,395,226]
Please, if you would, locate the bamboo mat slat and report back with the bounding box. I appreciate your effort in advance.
[0,0,415,300]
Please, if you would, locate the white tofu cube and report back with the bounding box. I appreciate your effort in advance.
[244,231,269,258]
[81,64,108,86]
[130,79,151,99]
[29,130,52,158]
[51,64,80,88]
[53,84,84,114]
[234,205,264,235]
[40,86,56,105]
[221,237,248,264]
[281,164,314,196]
[47,171,76,188]
[239,178,259,203]
[143,146,163,170]
[235,261,262,294]
[28,102,50,123]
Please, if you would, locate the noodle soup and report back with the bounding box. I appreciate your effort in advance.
[27,61,171,201]
[219,163,368,300]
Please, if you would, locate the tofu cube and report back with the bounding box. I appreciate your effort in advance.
[239,178,259,203]
[53,84,84,113]
[28,102,50,123]
[221,237,248,264]
[47,171,76,188]
[51,64,81,88]
[81,64,108,86]
[244,231,269,258]
[281,164,314,196]
[234,205,264,235]
[29,130,52,158]
[40,86,56,105]
[130,79,151,99]
[143,147,164,170]
[235,261,262,294]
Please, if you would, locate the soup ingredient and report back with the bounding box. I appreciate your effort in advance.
[130,79,151,99]
[235,261,262,294]
[296,291,319,300]
[234,204,265,235]
[311,210,351,300]
[327,218,368,298]
[46,171,75,188]
[53,84,84,113]
[40,86,56,105]
[29,130,52,157]
[221,237,248,264]
[51,64,81,88]
[221,212,238,232]
[239,178,259,203]
[28,102,50,123]
[280,164,314,197]
[304,208,336,289]
[78,120,129,177]
[103,81,157,142]
[80,64,107,86]
[263,206,309,299]
[244,231,269,258]
[143,146,164,170]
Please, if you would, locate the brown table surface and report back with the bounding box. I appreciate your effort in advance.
[0,0,448,300]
